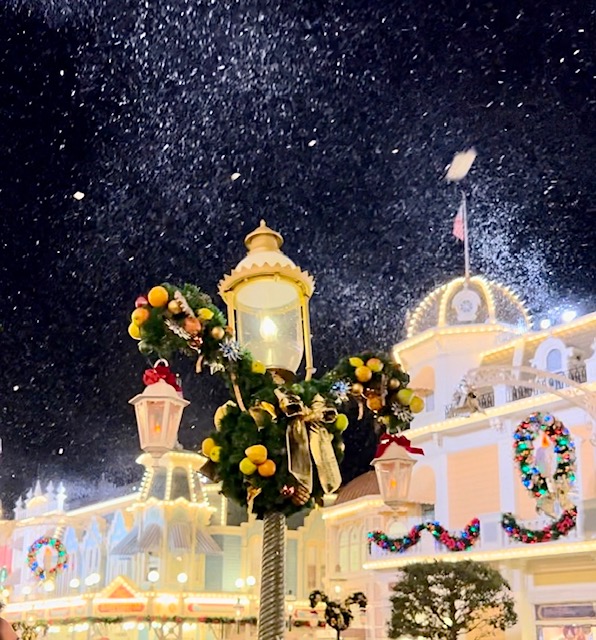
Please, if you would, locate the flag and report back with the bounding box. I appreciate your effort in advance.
[452,201,465,241]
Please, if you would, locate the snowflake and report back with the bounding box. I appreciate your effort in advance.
[220,339,242,362]
[330,380,351,403]
[391,404,413,423]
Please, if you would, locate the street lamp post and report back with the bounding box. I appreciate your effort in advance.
[219,222,315,640]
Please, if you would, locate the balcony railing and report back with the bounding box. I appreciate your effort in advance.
[506,364,587,402]
[444,364,588,418]
[367,510,584,562]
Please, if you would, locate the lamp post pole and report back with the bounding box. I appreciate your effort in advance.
[218,222,315,640]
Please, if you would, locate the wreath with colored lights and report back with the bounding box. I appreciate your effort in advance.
[27,537,68,581]
[367,518,480,554]
[129,283,424,518]
[501,412,577,543]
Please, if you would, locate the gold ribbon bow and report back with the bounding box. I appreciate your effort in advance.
[274,389,342,496]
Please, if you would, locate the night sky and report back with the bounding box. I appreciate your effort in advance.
[0,0,594,513]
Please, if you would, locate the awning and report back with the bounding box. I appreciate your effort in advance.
[111,529,139,555]
[168,522,192,552]
[138,524,162,552]
[196,530,222,555]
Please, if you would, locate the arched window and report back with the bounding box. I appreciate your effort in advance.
[338,530,349,573]
[349,527,361,572]
[546,348,562,373]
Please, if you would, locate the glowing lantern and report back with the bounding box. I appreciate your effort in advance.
[219,220,315,379]
[129,380,189,456]
[371,441,417,508]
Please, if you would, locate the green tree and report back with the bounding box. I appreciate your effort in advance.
[388,560,517,640]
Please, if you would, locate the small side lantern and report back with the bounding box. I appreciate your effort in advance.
[371,441,417,509]
[129,379,189,456]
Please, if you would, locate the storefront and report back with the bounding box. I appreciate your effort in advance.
[536,604,596,640]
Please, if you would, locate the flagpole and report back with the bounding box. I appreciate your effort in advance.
[461,190,471,282]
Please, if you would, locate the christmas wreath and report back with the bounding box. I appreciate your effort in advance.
[27,537,68,581]
[501,412,577,542]
[368,518,480,554]
[128,283,424,518]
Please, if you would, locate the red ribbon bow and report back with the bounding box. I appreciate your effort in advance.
[375,433,424,459]
[143,364,181,392]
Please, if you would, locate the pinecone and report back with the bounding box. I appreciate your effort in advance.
[291,483,311,506]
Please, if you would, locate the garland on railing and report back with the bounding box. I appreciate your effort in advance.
[367,518,480,553]
[501,507,577,544]
[13,615,258,630]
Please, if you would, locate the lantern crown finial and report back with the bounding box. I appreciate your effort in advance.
[244,220,284,253]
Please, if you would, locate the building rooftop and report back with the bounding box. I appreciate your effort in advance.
[406,275,531,338]
[336,470,379,505]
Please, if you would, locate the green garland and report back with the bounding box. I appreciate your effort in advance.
[13,616,258,630]
[129,283,423,518]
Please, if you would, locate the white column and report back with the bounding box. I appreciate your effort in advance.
[502,565,534,640]
[433,453,449,524]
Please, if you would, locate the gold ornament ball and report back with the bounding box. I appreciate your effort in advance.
[209,446,222,463]
[245,444,268,465]
[168,300,182,314]
[355,365,373,383]
[239,457,258,475]
[201,437,215,457]
[128,323,141,340]
[409,396,425,413]
[257,459,276,477]
[388,378,401,390]
[366,358,384,373]
[349,356,364,368]
[351,382,364,396]
[147,285,169,307]
[397,388,415,406]
[211,326,226,340]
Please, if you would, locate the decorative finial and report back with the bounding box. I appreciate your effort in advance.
[244,220,284,252]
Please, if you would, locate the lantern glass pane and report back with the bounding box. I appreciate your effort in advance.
[377,460,409,503]
[235,279,304,372]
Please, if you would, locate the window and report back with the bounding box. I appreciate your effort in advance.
[546,349,562,373]
[425,393,435,412]
[349,527,361,572]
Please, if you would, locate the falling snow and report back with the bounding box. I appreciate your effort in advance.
[0,0,594,511]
